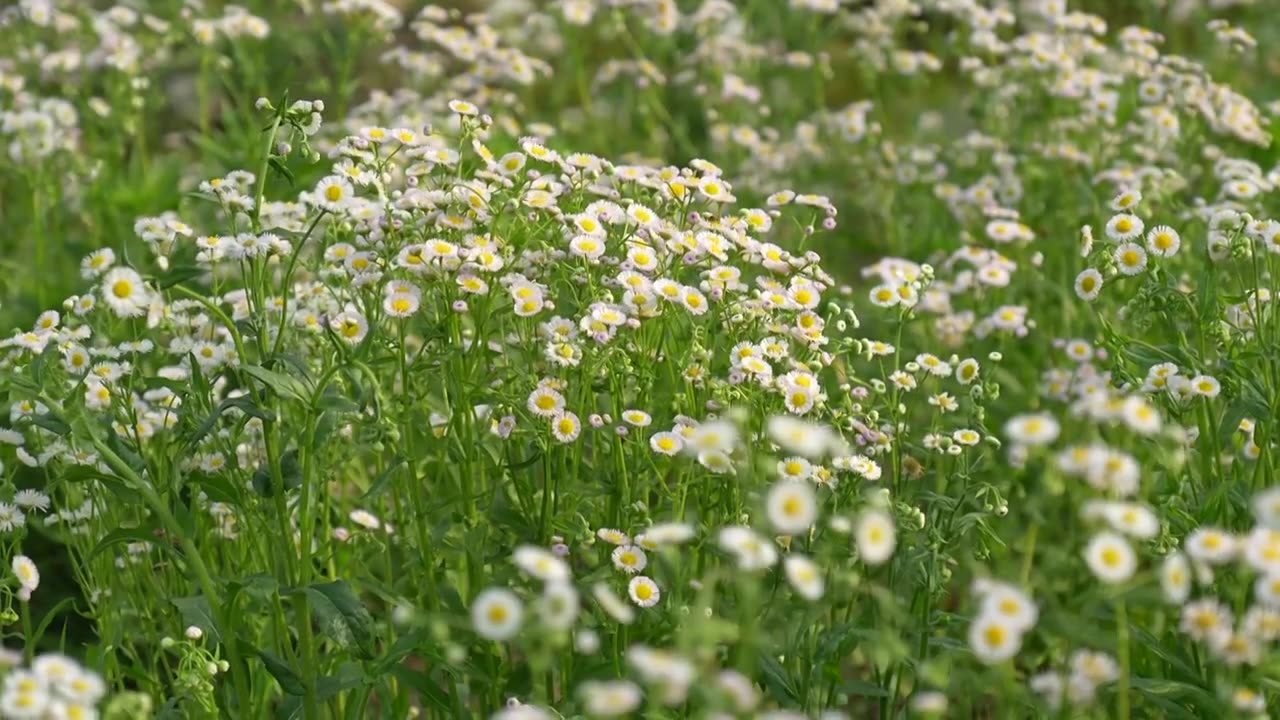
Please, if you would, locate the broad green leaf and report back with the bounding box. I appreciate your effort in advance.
[106,433,147,474]
[362,457,405,500]
[391,665,454,716]
[89,526,163,562]
[54,466,142,504]
[171,595,222,643]
[0,370,40,394]
[317,663,368,701]
[189,471,244,508]
[30,342,57,387]
[31,596,79,651]
[372,629,428,675]
[292,580,378,660]
[758,653,799,703]
[252,448,302,496]
[241,364,310,402]
[186,394,276,450]
[268,156,296,186]
[239,639,305,697]
[836,679,889,698]
[1132,676,1222,714]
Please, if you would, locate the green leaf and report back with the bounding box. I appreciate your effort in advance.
[107,433,147,474]
[186,394,276,449]
[53,466,142,504]
[1121,343,1183,370]
[391,665,454,715]
[89,526,163,562]
[836,679,889,698]
[226,573,280,603]
[1130,626,1198,682]
[1197,263,1219,327]
[372,629,427,675]
[171,595,222,643]
[268,157,296,186]
[273,661,366,717]
[240,639,305,697]
[1218,398,1252,443]
[312,408,339,448]
[30,342,57,388]
[241,365,310,403]
[186,352,211,401]
[26,412,70,436]
[315,392,361,414]
[189,471,244,508]
[758,653,799,703]
[252,448,302,496]
[505,451,542,472]
[223,574,280,624]
[155,697,184,720]
[294,580,378,660]
[1241,377,1272,419]
[362,457,405,500]
[31,596,79,651]
[317,663,368,701]
[0,370,40,394]
[1132,677,1222,713]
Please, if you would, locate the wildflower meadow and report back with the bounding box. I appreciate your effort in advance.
[4,0,1280,717]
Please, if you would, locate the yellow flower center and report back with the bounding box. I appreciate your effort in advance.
[983,625,1006,647]
[782,496,802,516]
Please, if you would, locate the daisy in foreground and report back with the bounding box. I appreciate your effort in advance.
[473,588,524,641]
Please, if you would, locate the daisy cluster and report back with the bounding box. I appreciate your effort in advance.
[1,0,1280,718]
[0,652,110,720]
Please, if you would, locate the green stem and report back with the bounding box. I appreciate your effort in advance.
[1019,523,1038,587]
[252,111,284,233]
[84,430,251,706]
[20,601,33,664]
[1116,600,1130,720]
[270,210,328,358]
